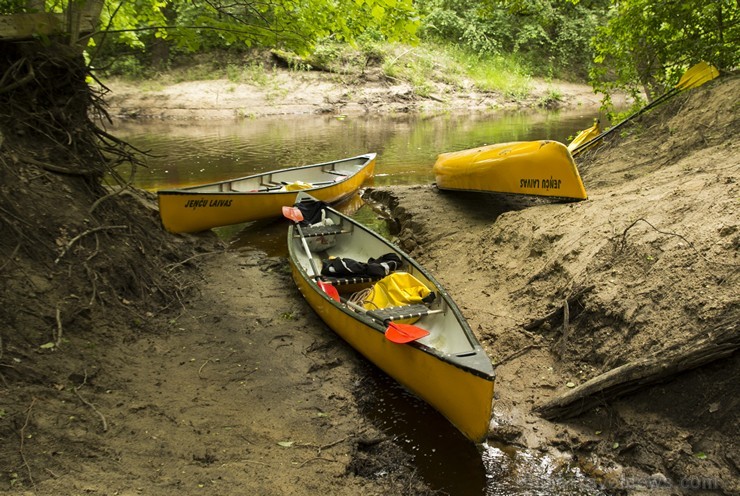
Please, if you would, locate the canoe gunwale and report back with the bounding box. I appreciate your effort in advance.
[156,153,376,195]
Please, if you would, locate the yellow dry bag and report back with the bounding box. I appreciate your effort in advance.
[283,181,313,191]
[362,272,433,324]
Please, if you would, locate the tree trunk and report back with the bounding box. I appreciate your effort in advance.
[535,320,739,420]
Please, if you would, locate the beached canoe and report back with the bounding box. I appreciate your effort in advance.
[157,153,376,233]
[433,140,587,200]
[284,194,495,442]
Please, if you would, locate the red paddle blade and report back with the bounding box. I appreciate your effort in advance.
[318,280,340,302]
[385,322,430,344]
[282,206,304,222]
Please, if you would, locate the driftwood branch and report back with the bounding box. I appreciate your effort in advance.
[535,320,739,420]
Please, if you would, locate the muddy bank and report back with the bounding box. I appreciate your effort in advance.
[362,74,739,494]
[103,68,611,120]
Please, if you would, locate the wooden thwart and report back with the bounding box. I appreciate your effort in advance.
[535,321,738,420]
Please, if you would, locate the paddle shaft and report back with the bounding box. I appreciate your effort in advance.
[572,62,718,157]
[294,223,323,279]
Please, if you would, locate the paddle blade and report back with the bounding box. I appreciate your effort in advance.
[385,322,430,344]
[676,61,719,90]
[567,121,600,151]
[318,280,340,302]
[282,206,304,222]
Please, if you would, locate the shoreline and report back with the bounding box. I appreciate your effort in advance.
[101,70,615,121]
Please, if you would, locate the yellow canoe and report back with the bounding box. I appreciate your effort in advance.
[287,194,495,442]
[433,140,587,200]
[157,153,376,233]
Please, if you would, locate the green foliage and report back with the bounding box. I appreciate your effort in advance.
[87,0,420,72]
[416,0,609,80]
[0,1,26,14]
[590,0,739,108]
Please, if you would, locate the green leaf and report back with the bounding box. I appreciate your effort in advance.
[40,342,56,349]
[695,452,707,460]
[371,5,386,21]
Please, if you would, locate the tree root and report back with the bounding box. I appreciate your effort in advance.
[73,371,108,432]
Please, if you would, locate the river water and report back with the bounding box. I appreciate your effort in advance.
[113,109,609,496]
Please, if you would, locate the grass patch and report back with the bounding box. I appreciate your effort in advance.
[379,42,532,98]
[102,42,534,99]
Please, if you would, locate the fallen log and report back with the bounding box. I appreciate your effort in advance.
[535,320,738,420]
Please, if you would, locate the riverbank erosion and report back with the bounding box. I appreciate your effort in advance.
[103,67,609,120]
[363,74,739,493]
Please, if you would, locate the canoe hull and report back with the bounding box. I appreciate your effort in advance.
[567,122,600,152]
[434,140,587,200]
[291,262,494,442]
[287,197,495,442]
[157,154,376,233]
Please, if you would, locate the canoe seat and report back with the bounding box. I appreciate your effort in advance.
[299,225,345,237]
[366,304,442,323]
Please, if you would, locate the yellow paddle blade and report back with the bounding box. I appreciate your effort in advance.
[567,121,600,152]
[675,61,719,90]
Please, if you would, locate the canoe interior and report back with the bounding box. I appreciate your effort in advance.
[161,154,374,194]
[294,218,477,357]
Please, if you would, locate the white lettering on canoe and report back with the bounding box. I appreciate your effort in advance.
[184,199,233,209]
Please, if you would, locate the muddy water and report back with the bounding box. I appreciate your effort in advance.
[113,110,600,191]
[115,110,607,495]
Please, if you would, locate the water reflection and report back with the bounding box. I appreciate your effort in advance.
[482,444,608,496]
[221,193,380,255]
[112,109,601,191]
[360,359,607,496]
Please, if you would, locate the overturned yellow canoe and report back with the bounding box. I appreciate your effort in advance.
[433,140,587,200]
[157,153,376,233]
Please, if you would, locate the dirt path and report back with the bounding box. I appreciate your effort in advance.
[2,246,428,495]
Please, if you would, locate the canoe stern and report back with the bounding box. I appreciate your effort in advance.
[290,260,495,443]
